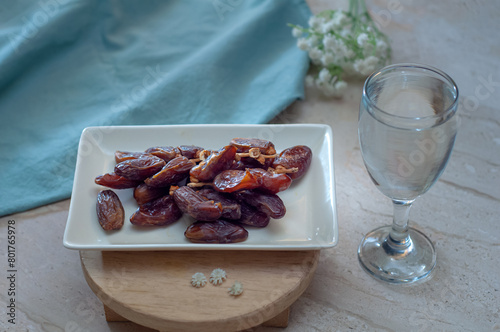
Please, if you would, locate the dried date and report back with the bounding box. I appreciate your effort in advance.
[233,190,286,219]
[129,195,182,226]
[212,169,261,193]
[145,156,195,187]
[190,145,237,182]
[95,173,142,189]
[115,151,150,163]
[178,145,204,159]
[96,190,125,230]
[184,220,248,243]
[172,186,222,221]
[144,146,179,163]
[133,183,170,205]
[114,155,166,180]
[197,188,241,220]
[234,202,270,227]
[272,145,312,180]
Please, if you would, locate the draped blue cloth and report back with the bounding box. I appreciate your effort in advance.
[0,0,311,216]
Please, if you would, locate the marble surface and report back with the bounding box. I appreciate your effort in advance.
[1,0,499,331]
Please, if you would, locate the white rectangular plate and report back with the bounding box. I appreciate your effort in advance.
[63,124,337,250]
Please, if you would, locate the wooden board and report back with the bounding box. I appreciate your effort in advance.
[80,250,319,332]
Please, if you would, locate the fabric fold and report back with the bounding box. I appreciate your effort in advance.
[0,0,311,216]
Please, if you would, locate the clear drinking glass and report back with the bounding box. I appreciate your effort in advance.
[357,63,459,284]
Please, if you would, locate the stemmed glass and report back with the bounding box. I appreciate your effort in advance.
[357,63,459,284]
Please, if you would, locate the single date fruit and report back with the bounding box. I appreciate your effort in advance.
[133,183,170,205]
[144,146,179,163]
[95,173,142,189]
[184,220,248,243]
[272,145,312,180]
[233,190,286,219]
[115,155,166,180]
[129,195,182,226]
[145,156,195,187]
[190,145,237,182]
[96,190,125,230]
[197,188,241,220]
[172,186,222,221]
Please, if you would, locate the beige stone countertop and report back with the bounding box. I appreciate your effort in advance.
[1,0,499,331]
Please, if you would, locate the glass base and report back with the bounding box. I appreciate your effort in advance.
[357,225,436,284]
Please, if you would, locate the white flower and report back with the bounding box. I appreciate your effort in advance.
[375,39,389,58]
[357,33,369,46]
[321,52,336,66]
[228,281,243,296]
[308,47,323,61]
[307,35,320,48]
[308,16,324,30]
[296,38,308,51]
[334,80,348,92]
[305,75,315,87]
[191,272,207,288]
[354,55,380,76]
[331,11,348,28]
[323,34,337,50]
[209,268,227,286]
[292,27,303,38]
[318,67,332,83]
[321,20,337,34]
[290,8,391,98]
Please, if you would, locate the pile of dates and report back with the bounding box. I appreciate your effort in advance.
[95,138,312,244]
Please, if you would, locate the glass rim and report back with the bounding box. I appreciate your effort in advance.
[362,63,459,122]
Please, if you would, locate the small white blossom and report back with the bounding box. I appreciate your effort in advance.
[290,6,391,98]
[305,75,315,87]
[292,27,303,38]
[308,47,323,61]
[321,20,337,34]
[191,272,207,288]
[357,33,369,46]
[296,38,308,51]
[318,67,332,83]
[228,281,243,296]
[321,52,335,66]
[331,10,348,28]
[209,268,227,286]
[308,16,324,30]
[307,35,320,48]
[323,34,337,50]
[334,80,348,92]
[354,55,379,76]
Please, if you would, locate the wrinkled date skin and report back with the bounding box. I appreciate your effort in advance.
[230,138,276,155]
[190,145,237,182]
[115,155,166,181]
[248,168,292,194]
[235,202,270,227]
[184,220,248,243]
[96,190,125,230]
[95,173,142,189]
[233,190,286,219]
[145,156,195,187]
[178,145,204,159]
[115,151,151,163]
[133,183,170,205]
[212,169,261,193]
[144,146,179,163]
[130,195,182,226]
[173,186,222,221]
[197,188,241,220]
[272,145,312,180]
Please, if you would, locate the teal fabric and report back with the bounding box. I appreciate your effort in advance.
[0,0,311,216]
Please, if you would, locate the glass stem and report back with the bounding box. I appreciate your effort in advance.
[388,199,414,249]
